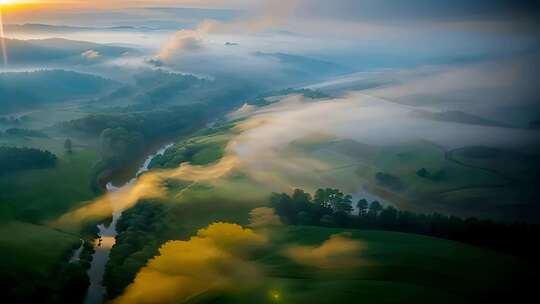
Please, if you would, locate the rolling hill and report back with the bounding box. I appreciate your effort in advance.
[0,70,118,114]
[2,38,134,64]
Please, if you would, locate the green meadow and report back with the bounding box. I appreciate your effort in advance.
[0,221,80,275]
[2,111,536,303]
[184,226,528,304]
[105,164,532,303]
[0,144,98,223]
[150,122,236,169]
[299,138,531,219]
[0,134,99,284]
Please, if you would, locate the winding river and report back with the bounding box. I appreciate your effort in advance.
[83,143,173,304]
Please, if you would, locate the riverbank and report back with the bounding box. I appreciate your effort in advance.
[82,142,173,304]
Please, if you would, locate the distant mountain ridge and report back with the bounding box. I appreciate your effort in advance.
[0,70,117,114]
[412,110,514,128]
[253,52,349,77]
[2,37,134,64]
[5,23,157,33]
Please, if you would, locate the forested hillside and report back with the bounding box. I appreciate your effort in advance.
[0,70,116,114]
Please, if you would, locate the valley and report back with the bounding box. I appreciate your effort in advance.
[1,2,539,303]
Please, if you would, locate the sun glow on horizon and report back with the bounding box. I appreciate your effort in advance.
[0,6,7,66]
[0,0,34,8]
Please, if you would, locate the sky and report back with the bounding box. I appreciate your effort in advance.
[3,0,539,28]
[2,0,538,84]
[2,0,538,100]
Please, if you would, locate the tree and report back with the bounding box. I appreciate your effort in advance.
[367,200,383,220]
[356,199,369,216]
[320,214,337,227]
[380,206,398,228]
[416,168,429,178]
[314,188,331,208]
[0,147,57,175]
[314,188,352,213]
[297,211,313,225]
[292,188,312,203]
[270,192,295,224]
[335,203,353,214]
[292,188,313,213]
[64,138,73,153]
[369,201,383,213]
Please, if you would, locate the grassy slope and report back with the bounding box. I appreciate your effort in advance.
[185,226,528,304]
[120,178,528,304]
[150,123,235,169]
[133,170,527,303]
[0,221,79,275]
[323,140,506,194]
[303,139,533,219]
[161,176,272,240]
[104,124,534,303]
[0,148,98,223]
[0,135,98,280]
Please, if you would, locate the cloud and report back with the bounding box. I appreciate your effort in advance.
[364,59,538,104]
[157,21,216,63]
[81,49,100,59]
[113,222,267,304]
[56,57,540,227]
[197,221,268,252]
[55,172,166,226]
[55,156,239,226]
[284,233,365,269]
[248,207,282,228]
[223,75,540,194]
[141,0,539,90]
[293,0,540,23]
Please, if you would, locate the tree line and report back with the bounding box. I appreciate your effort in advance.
[104,202,166,299]
[60,104,209,192]
[0,146,57,175]
[1,128,48,138]
[271,188,540,259]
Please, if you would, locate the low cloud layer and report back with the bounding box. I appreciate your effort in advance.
[55,156,239,226]
[248,207,282,228]
[227,92,540,194]
[284,233,365,269]
[113,221,370,303]
[81,50,100,59]
[157,21,215,63]
[56,72,540,226]
[113,222,267,304]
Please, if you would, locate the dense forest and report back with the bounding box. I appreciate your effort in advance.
[271,188,540,259]
[2,224,98,304]
[0,70,116,114]
[149,123,233,169]
[61,104,210,192]
[3,257,90,304]
[246,88,329,107]
[59,71,260,192]
[0,147,57,175]
[103,202,166,299]
[2,128,49,138]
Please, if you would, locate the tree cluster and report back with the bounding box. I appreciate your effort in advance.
[1,241,91,304]
[0,70,114,114]
[271,188,355,228]
[104,202,166,299]
[271,188,540,259]
[375,172,404,190]
[0,146,57,175]
[3,128,48,138]
[62,105,209,193]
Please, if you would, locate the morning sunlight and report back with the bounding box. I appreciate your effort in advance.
[1,1,539,304]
